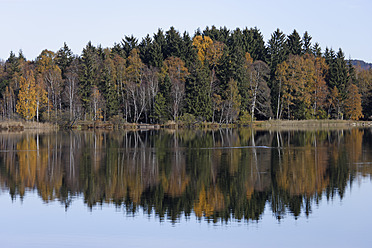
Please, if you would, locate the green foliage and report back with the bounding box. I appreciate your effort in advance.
[154,92,167,123]
[0,26,365,123]
[178,113,196,125]
[287,29,302,55]
[55,42,74,77]
[186,63,212,120]
[239,110,252,124]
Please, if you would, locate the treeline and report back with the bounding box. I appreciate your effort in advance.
[0,26,371,124]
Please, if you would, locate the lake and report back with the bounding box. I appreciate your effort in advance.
[0,128,371,248]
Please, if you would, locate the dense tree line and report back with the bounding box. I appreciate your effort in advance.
[0,26,371,124]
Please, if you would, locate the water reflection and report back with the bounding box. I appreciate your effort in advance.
[0,128,371,223]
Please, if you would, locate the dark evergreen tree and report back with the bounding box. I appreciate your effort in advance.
[334,48,348,98]
[139,34,153,66]
[154,92,167,123]
[267,29,288,75]
[148,41,164,68]
[80,42,101,109]
[18,50,26,62]
[56,42,74,78]
[111,43,126,58]
[181,31,198,69]
[164,27,183,58]
[287,29,302,55]
[267,29,288,117]
[302,31,312,54]
[312,42,322,57]
[5,51,20,77]
[186,63,212,120]
[121,35,138,58]
[158,73,172,118]
[153,29,166,55]
[347,59,356,85]
[242,27,267,61]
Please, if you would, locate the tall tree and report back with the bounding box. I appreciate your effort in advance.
[55,42,74,77]
[287,29,302,56]
[186,63,212,120]
[242,27,267,61]
[126,48,146,123]
[344,84,363,120]
[267,29,288,116]
[193,35,213,64]
[302,31,312,54]
[224,78,241,124]
[64,60,80,121]
[80,42,101,110]
[247,60,272,120]
[164,27,183,58]
[122,35,138,58]
[163,57,189,120]
[16,71,37,120]
[36,49,63,121]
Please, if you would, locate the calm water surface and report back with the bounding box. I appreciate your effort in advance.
[0,128,371,248]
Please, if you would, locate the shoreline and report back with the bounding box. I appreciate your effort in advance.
[0,121,58,132]
[0,119,371,132]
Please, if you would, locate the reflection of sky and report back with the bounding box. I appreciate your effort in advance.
[1,177,371,248]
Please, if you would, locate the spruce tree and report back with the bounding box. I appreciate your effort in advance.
[287,29,302,55]
[312,42,322,57]
[267,29,288,117]
[186,63,212,120]
[121,35,138,58]
[302,31,312,54]
[164,27,183,58]
[56,42,74,78]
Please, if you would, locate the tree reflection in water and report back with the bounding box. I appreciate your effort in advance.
[0,128,371,223]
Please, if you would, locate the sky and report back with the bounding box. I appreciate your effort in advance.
[0,0,371,62]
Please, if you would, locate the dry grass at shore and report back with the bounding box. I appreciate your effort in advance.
[0,121,58,131]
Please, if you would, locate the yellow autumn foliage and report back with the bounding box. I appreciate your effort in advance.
[16,71,37,120]
[193,35,213,64]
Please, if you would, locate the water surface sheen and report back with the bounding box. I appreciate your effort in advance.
[0,128,371,247]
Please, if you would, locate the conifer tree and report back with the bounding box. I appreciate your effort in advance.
[56,42,74,77]
[186,63,212,120]
[267,29,288,116]
[302,31,312,54]
[287,29,302,55]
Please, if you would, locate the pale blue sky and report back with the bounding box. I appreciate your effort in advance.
[0,0,371,62]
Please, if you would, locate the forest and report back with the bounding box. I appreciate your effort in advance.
[0,26,371,124]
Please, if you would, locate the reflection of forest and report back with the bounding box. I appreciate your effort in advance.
[0,128,371,223]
